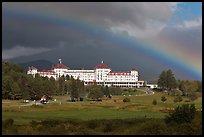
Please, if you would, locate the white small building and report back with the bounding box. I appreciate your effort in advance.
[146,84,158,89]
[27,59,145,88]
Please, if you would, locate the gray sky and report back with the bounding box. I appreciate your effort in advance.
[2,2,202,80]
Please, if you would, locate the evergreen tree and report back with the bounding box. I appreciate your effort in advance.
[65,75,70,80]
[166,69,177,90]
[104,85,110,97]
[157,70,167,90]
[2,76,13,99]
[157,69,177,91]
[10,82,21,100]
[76,79,85,99]
[58,76,65,95]
[70,78,78,101]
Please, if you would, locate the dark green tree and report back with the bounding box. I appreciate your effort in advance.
[10,82,21,100]
[76,79,85,100]
[166,69,177,90]
[2,76,13,99]
[58,76,65,95]
[88,85,103,101]
[157,69,177,91]
[157,70,167,90]
[70,78,78,101]
[104,86,110,97]
[65,75,70,81]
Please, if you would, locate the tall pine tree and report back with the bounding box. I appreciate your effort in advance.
[158,70,167,90]
[166,69,177,90]
[157,69,177,91]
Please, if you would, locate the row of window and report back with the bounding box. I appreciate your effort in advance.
[94,82,139,84]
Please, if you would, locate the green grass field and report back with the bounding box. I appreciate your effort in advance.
[2,92,202,126]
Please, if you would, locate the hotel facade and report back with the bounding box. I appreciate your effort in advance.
[27,59,144,88]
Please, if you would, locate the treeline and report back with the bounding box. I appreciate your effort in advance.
[2,61,124,100]
[157,69,202,100]
[2,61,58,100]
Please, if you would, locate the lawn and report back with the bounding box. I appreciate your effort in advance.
[2,92,202,125]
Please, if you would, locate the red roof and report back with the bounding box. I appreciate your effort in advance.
[52,64,69,69]
[108,71,131,76]
[38,70,57,75]
[41,95,46,99]
[95,63,110,69]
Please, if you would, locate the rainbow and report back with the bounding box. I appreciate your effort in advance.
[3,7,202,80]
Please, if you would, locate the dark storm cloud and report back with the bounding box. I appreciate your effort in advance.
[3,2,172,28]
[2,2,201,80]
[2,2,174,59]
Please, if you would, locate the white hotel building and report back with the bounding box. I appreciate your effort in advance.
[27,59,144,88]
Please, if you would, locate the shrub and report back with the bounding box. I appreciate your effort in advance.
[165,104,196,125]
[103,122,113,132]
[152,99,157,105]
[30,120,39,129]
[161,96,167,103]
[3,118,14,128]
[137,120,167,135]
[188,93,197,101]
[87,120,98,129]
[123,98,130,102]
[173,96,183,103]
[184,99,191,102]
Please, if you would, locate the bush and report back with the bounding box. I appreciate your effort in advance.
[165,104,196,125]
[123,98,130,102]
[137,120,167,135]
[87,120,98,129]
[3,118,14,128]
[152,99,157,105]
[184,99,191,102]
[174,96,183,103]
[188,93,197,101]
[161,96,167,103]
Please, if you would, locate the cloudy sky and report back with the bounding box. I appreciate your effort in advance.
[2,2,202,81]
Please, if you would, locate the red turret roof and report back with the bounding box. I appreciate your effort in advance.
[52,64,69,69]
[94,63,110,69]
